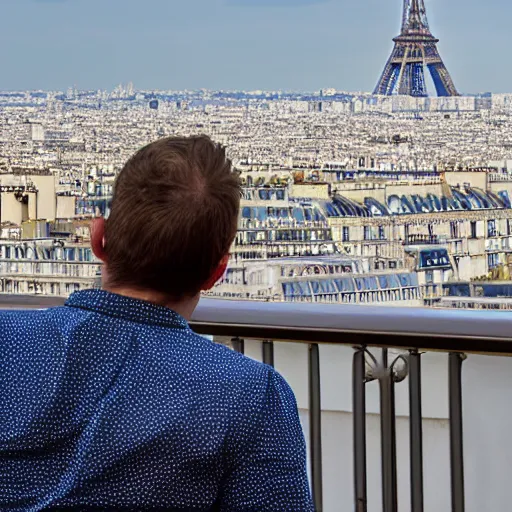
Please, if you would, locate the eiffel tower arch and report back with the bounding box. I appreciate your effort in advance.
[374,0,458,97]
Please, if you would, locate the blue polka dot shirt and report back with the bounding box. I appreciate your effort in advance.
[0,289,313,511]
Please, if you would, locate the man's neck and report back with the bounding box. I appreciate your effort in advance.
[103,285,200,321]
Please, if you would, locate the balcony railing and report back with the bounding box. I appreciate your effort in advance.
[2,295,512,512]
[404,234,443,245]
[190,300,512,512]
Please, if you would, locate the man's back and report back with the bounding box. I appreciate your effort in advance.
[0,290,313,511]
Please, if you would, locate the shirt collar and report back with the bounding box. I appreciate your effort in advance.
[65,289,190,330]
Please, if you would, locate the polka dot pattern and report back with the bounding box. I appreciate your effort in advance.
[0,289,313,511]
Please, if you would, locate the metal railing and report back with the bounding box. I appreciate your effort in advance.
[404,234,442,245]
[190,299,512,512]
[3,296,512,512]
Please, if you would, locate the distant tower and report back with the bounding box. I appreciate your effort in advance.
[374,0,458,97]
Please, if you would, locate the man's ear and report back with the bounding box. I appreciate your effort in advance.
[201,254,229,291]
[91,217,108,263]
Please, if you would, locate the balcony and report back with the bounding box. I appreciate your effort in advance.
[404,234,444,245]
[2,296,512,512]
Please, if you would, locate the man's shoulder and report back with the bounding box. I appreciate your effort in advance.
[0,307,49,326]
[0,305,71,321]
[183,331,280,392]
[0,306,79,339]
[189,331,272,377]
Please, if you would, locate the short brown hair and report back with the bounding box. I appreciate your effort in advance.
[105,135,240,298]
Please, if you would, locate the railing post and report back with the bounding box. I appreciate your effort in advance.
[409,350,424,512]
[231,337,245,354]
[380,348,398,512]
[262,340,274,367]
[353,347,367,512]
[309,343,323,512]
[449,352,466,512]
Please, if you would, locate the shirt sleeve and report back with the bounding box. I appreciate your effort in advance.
[218,368,314,512]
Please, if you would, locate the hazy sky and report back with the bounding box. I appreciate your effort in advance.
[1,0,508,93]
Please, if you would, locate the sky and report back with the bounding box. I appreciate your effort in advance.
[1,0,510,93]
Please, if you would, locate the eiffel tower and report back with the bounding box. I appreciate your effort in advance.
[374,0,458,97]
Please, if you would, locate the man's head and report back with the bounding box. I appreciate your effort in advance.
[91,135,240,301]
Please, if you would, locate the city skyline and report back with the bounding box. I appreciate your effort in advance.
[2,0,510,94]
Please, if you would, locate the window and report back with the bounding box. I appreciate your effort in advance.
[379,226,385,240]
[425,270,434,285]
[450,221,459,239]
[342,226,350,242]
[488,219,497,237]
[488,253,499,270]
[470,221,477,239]
[364,226,371,240]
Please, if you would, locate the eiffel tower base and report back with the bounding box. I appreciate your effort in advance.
[374,36,458,97]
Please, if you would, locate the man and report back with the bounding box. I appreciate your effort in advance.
[0,136,314,511]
